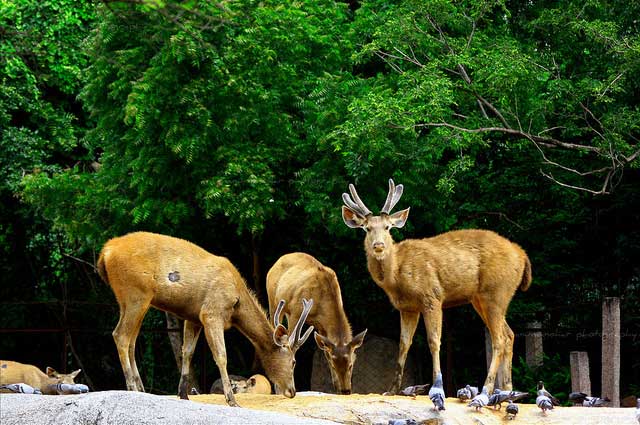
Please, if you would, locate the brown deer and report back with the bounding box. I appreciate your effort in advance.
[341,179,531,394]
[266,253,367,395]
[97,231,314,406]
[0,360,81,394]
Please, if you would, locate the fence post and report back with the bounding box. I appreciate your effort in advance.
[601,297,620,407]
[570,351,591,395]
[525,321,543,367]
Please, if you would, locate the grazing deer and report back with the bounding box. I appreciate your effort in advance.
[0,360,81,395]
[341,179,531,394]
[266,253,367,395]
[97,231,314,406]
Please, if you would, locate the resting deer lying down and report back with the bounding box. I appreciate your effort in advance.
[342,179,532,394]
[267,253,367,395]
[97,232,313,406]
[232,374,272,394]
[0,360,81,395]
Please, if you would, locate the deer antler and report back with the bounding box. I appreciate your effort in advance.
[290,298,314,353]
[342,183,373,216]
[380,178,404,214]
[273,298,314,353]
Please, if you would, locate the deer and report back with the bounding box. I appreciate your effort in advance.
[97,231,314,407]
[266,252,367,395]
[0,360,81,395]
[231,374,272,395]
[341,179,532,395]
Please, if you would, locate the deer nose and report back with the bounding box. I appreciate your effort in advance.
[373,242,385,252]
[340,389,351,395]
[284,388,295,398]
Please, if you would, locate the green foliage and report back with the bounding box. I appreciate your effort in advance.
[512,354,571,405]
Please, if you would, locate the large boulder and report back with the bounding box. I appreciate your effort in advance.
[310,334,418,394]
[0,391,338,425]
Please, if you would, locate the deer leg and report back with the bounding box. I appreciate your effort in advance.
[422,303,443,385]
[475,300,507,394]
[112,299,151,392]
[499,322,515,390]
[389,310,420,394]
[201,318,238,407]
[178,320,202,399]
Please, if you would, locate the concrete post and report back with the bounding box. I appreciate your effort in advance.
[525,321,543,367]
[601,297,620,407]
[570,351,591,396]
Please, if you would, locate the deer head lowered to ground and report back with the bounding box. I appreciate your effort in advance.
[266,253,367,395]
[97,231,313,407]
[341,179,532,395]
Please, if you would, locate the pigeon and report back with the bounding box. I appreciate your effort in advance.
[457,384,478,402]
[568,391,588,404]
[536,381,560,405]
[635,398,640,424]
[190,387,200,395]
[582,396,610,407]
[536,389,554,414]
[388,420,418,425]
[399,383,430,398]
[468,386,489,411]
[50,383,90,394]
[428,372,445,411]
[505,400,519,420]
[0,383,42,394]
[488,389,529,409]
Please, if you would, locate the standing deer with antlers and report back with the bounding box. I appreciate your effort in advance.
[341,180,531,394]
[97,232,313,406]
[266,253,367,395]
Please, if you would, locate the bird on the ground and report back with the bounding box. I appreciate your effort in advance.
[399,383,430,398]
[488,389,529,410]
[468,386,489,411]
[635,398,640,424]
[568,391,588,405]
[457,384,478,402]
[49,383,89,394]
[536,389,554,414]
[536,381,560,405]
[388,420,418,425]
[0,383,42,394]
[505,400,519,420]
[190,387,200,395]
[428,372,445,411]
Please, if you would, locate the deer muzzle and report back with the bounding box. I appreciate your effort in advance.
[283,388,295,398]
[372,242,385,253]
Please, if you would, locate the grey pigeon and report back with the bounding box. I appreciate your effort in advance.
[536,389,554,414]
[505,400,519,420]
[457,384,478,402]
[399,383,430,398]
[568,391,588,404]
[50,383,89,394]
[536,381,560,405]
[0,383,42,394]
[468,386,489,411]
[388,420,418,425]
[582,396,610,407]
[190,387,200,395]
[635,398,640,424]
[488,389,529,409]
[428,372,445,411]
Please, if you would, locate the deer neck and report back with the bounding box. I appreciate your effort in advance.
[232,292,275,356]
[366,244,397,288]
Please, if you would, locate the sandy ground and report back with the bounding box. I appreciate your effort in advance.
[191,392,639,425]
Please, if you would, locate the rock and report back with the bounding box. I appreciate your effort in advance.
[0,391,339,425]
[311,334,418,394]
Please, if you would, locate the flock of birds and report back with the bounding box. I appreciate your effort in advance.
[394,373,640,422]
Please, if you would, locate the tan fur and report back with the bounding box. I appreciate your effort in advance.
[97,231,304,407]
[266,253,366,394]
[232,374,272,394]
[0,360,80,394]
[343,185,532,395]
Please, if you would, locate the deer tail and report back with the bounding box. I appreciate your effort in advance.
[96,249,109,284]
[519,256,532,292]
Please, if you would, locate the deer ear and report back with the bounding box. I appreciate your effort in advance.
[273,324,289,347]
[350,329,368,350]
[248,377,256,387]
[314,331,334,352]
[46,367,58,377]
[70,369,81,378]
[342,206,367,228]
[389,207,410,228]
